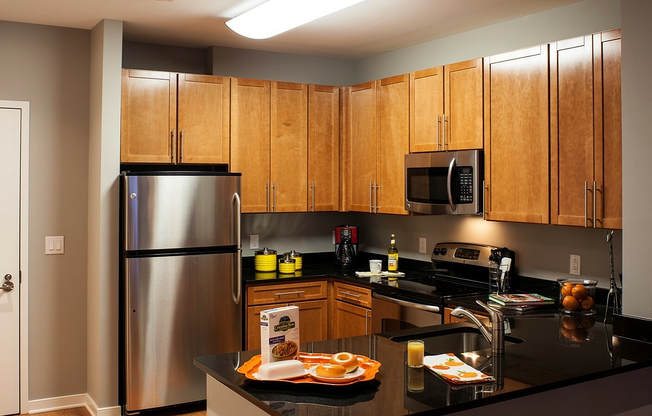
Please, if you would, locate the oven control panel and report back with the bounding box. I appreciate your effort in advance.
[431,242,498,266]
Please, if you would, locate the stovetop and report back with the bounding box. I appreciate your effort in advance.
[371,272,490,304]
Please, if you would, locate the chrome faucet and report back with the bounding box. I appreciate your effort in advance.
[451,300,506,354]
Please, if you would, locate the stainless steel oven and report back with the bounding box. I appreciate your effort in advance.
[405,150,483,215]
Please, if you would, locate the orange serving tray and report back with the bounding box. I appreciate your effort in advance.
[237,352,381,386]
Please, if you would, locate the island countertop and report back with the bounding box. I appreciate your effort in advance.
[195,313,652,416]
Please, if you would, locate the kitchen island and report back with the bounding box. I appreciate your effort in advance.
[195,313,652,416]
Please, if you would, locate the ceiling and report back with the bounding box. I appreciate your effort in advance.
[1,0,582,59]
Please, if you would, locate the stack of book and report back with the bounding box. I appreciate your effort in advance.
[488,293,555,312]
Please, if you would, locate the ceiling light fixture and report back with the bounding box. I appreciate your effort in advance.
[225,0,365,40]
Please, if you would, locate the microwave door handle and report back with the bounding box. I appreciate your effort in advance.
[447,157,456,212]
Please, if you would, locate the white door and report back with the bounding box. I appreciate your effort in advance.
[0,107,22,416]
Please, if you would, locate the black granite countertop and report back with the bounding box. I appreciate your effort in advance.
[195,314,652,416]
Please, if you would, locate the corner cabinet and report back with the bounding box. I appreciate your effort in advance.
[409,59,483,153]
[483,46,550,224]
[331,282,373,339]
[550,30,622,229]
[345,75,409,215]
[246,281,328,350]
[120,69,229,164]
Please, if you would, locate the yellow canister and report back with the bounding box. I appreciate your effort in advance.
[278,254,296,274]
[255,247,277,272]
[285,250,303,271]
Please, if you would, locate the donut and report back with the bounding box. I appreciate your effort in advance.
[315,363,346,378]
[329,352,358,373]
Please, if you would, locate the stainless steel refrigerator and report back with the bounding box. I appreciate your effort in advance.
[121,171,242,414]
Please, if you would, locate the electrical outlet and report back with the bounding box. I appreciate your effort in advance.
[250,235,259,250]
[419,237,427,254]
[570,254,581,275]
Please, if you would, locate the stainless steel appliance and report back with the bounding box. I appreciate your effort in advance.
[372,242,511,331]
[404,150,483,215]
[335,225,358,269]
[120,172,242,414]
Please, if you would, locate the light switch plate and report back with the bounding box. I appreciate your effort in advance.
[45,236,65,255]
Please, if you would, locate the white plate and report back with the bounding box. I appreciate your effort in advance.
[308,366,365,383]
[251,368,309,381]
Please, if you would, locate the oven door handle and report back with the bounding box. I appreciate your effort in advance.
[372,292,441,313]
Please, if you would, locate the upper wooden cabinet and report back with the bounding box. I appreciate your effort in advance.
[121,69,176,163]
[230,78,271,213]
[484,46,550,224]
[550,30,622,229]
[231,79,310,213]
[120,69,229,164]
[308,85,340,212]
[409,59,483,153]
[346,76,409,215]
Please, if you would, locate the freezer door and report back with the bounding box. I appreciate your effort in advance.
[125,252,242,412]
[123,174,241,251]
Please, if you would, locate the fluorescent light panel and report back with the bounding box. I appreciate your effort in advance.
[226,0,365,39]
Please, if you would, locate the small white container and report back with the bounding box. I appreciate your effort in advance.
[369,260,382,274]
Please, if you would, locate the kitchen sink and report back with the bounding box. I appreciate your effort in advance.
[390,326,523,355]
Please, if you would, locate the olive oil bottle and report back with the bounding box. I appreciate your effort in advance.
[388,234,399,271]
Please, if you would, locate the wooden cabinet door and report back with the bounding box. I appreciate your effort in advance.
[120,69,176,163]
[484,45,550,224]
[378,75,410,215]
[308,85,340,212]
[594,30,622,229]
[231,78,271,213]
[270,81,308,212]
[410,67,444,152]
[347,81,377,213]
[445,58,484,151]
[333,301,371,339]
[246,300,328,350]
[550,36,595,227]
[177,74,230,164]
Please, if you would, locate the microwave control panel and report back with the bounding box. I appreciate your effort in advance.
[459,167,473,203]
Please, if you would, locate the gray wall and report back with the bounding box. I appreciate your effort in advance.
[122,41,208,74]
[621,0,652,319]
[0,21,90,399]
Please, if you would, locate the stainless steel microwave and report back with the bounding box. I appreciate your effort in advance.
[404,150,483,215]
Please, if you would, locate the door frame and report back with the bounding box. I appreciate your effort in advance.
[1,100,30,414]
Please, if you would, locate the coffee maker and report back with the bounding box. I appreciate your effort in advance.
[335,225,358,269]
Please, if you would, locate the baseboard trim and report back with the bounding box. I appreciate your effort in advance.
[28,393,121,416]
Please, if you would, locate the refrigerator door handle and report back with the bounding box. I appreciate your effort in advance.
[232,192,242,305]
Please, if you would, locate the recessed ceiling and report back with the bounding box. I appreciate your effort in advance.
[0,0,582,59]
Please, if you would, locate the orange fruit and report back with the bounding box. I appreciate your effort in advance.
[562,317,580,330]
[563,295,580,311]
[560,326,573,339]
[581,316,596,329]
[572,284,588,300]
[561,283,574,297]
[581,296,595,310]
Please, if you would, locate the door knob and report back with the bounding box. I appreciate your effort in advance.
[2,274,13,292]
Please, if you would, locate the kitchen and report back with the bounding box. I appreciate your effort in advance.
[0,0,651,415]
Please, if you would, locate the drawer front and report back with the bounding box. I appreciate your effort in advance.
[333,281,372,308]
[247,281,327,306]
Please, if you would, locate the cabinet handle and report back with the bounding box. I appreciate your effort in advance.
[311,181,315,212]
[584,180,588,228]
[171,129,176,163]
[179,129,184,163]
[482,180,486,220]
[266,182,270,213]
[274,290,306,297]
[340,291,361,299]
[273,181,277,212]
[436,115,441,151]
[443,115,447,151]
[593,180,597,229]
[374,182,379,213]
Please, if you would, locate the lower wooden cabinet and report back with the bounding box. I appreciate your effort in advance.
[332,300,372,339]
[246,299,328,350]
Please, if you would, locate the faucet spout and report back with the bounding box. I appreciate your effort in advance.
[450,300,506,354]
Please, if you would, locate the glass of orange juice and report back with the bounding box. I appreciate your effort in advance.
[407,340,424,368]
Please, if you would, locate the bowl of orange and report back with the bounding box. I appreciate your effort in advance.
[558,279,597,315]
